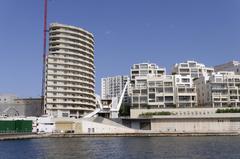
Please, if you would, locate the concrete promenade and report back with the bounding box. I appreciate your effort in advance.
[0,132,240,141]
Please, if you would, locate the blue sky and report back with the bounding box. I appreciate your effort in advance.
[0,0,239,97]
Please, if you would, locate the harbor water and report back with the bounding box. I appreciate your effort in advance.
[0,136,240,159]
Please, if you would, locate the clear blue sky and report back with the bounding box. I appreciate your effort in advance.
[0,0,239,97]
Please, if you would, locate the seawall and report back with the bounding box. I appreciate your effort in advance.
[0,132,240,141]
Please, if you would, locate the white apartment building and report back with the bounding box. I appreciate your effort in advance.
[214,60,240,75]
[130,63,166,83]
[194,71,240,107]
[101,75,129,99]
[44,23,96,118]
[130,63,197,109]
[131,75,174,109]
[175,75,197,108]
[172,60,214,78]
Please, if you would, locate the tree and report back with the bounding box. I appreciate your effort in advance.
[119,103,130,117]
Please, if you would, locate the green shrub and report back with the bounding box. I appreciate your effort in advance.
[216,108,240,113]
[139,111,171,117]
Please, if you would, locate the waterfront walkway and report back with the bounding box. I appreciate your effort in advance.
[0,132,240,141]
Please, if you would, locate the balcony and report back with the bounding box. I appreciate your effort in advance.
[46,83,94,91]
[47,71,94,81]
[47,106,95,111]
[47,77,94,87]
[46,95,95,102]
[48,53,94,66]
[50,39,94,52]
[47,65,94,77]
[49,51,94,66]
[47,100,95,109]
[50,29,94,44]
[49,44,93,58]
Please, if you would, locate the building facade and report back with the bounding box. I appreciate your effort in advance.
[44,23,96,118]
[172,60,214,78]
[130,63,166,83]
[131,75,174,109]
[101,75,129,99]
[0,94,42,117]
[194,71,240,107]
[130,63,197,109]
[214,60,240,75]
[174,75,197,108]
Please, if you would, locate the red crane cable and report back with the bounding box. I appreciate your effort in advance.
[41,0,48,115]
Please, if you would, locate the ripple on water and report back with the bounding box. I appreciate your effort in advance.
[0,136,240,159]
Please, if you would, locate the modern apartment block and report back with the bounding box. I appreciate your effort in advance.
[101,75,129,100]
[194,71,240,107]
[130,63,166,83]
[214,60,240,75]
[172,60,214,78]
[131,75,174,108]
[44,23,96,118]
[175,75,197,107]
[130,63,197,109]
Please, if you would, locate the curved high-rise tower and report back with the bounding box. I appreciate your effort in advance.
[44,23,95,118]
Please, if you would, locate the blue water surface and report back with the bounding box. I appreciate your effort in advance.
[0,136,240,159]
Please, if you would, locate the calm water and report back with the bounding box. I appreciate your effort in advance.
[0,136,240,159]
